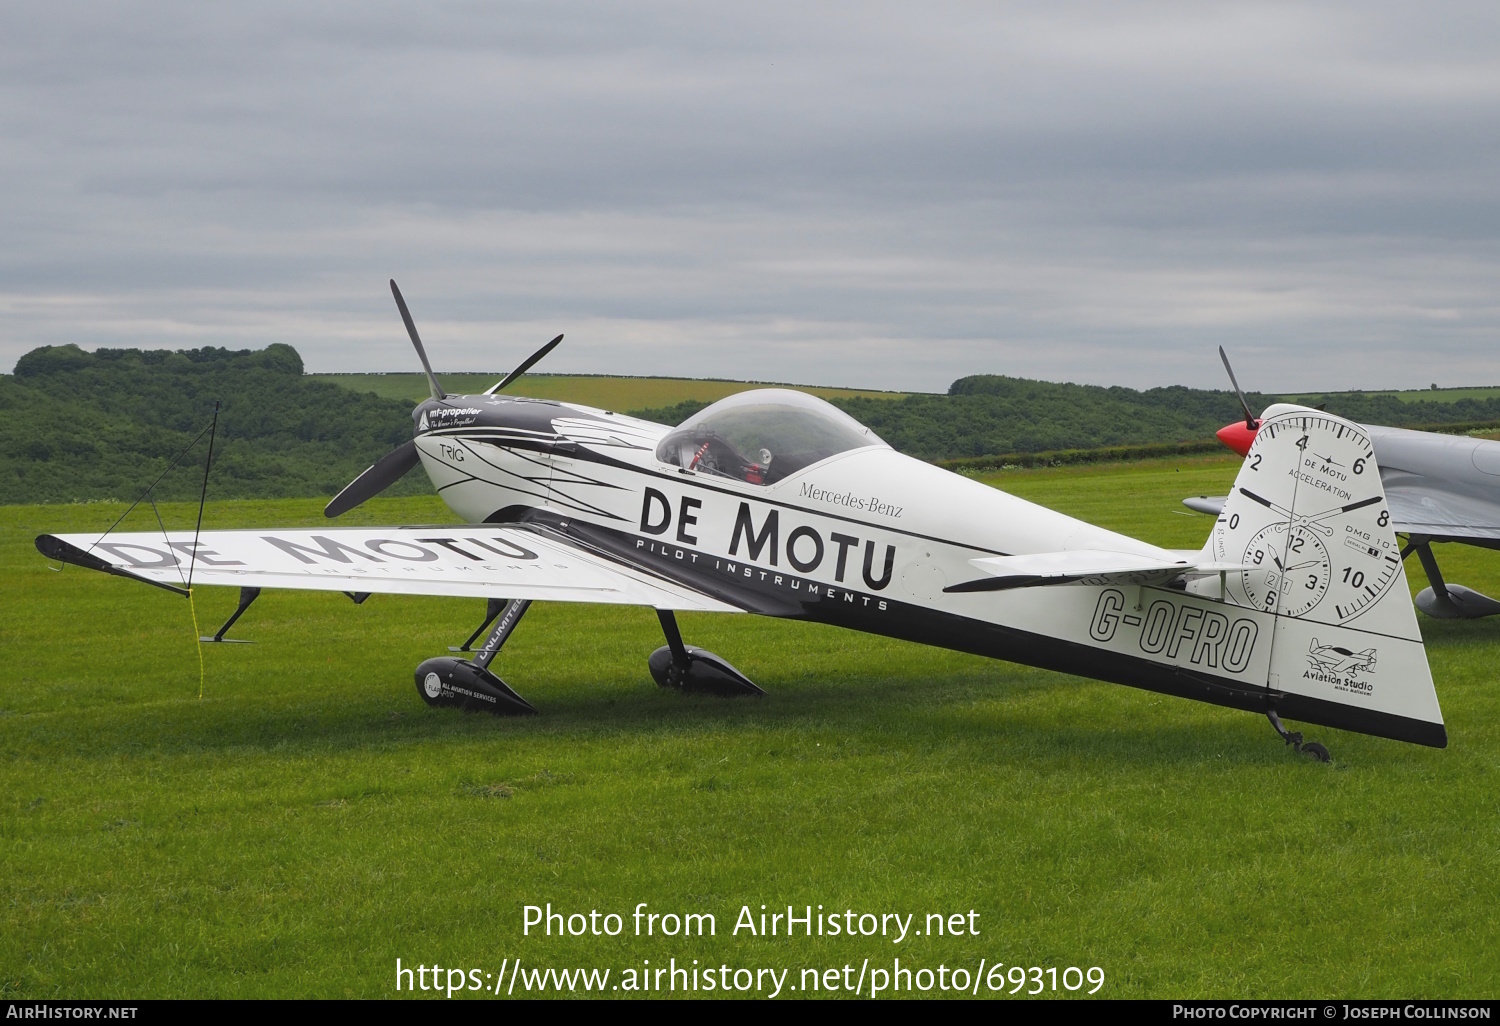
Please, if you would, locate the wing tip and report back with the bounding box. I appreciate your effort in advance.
[35,533,189,596]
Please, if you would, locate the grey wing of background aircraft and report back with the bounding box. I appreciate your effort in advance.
[1184,348,1500,619]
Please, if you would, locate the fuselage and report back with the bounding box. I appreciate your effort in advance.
[408,389,1282,714]
[413,390,1169,606]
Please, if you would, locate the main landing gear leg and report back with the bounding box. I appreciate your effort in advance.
[203,588,368,644]
[199,587,261,643]
[415,599,536,715]
[649,610,765,697]
[449,597,509,653]
[1268,710,1330,763]
[1405,536,1500,619]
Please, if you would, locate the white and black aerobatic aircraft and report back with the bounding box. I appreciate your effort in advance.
[36,283,1448,758]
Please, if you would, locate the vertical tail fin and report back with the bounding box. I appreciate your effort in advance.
[1207,404,1445,747]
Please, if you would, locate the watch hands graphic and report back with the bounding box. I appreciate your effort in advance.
[1222,414,1404,623]
[1240,523,1331,617]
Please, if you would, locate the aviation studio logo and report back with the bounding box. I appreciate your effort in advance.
[1304,638,1377,696]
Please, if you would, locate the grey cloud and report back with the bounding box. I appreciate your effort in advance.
[2,2,1499,392]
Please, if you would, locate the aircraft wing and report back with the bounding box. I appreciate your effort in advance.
[35,525,741,613]
[945,549,1252,593]
[1382,481,1500,543]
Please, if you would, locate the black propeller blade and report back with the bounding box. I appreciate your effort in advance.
[324,438,420,518]
[1218,345,1257,428]
[486,333,564,395]
[390,279,445,401]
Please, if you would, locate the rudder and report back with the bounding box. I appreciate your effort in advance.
[1207,404,1444,747]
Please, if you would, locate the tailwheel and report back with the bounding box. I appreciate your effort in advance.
[1267,710,1331,763]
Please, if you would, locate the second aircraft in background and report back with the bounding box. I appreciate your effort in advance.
[1185,348,1500,619]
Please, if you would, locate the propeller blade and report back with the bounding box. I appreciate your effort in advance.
[485,334,564,395]
[324,439,420,518]
[390,279,445,401]
[1218,345,1257,428]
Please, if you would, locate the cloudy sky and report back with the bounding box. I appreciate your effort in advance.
[3,2,1499,392]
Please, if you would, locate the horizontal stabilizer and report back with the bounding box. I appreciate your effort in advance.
[1188,487,1500,542]
[946,549,1252,593]
[1183,496,1226,515]
[1384,483,1500,543]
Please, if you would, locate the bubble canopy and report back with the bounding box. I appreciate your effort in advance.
[655,388,887,485]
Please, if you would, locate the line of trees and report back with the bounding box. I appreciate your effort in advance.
[7,344,1500,505]
[632,374,1500,462]
[2,344,426,504]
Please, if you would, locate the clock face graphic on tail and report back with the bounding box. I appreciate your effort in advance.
[1215,411,1403,624]
[1238,522,1331,617]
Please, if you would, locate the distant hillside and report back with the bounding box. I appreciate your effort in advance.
[7,344,1500,505]
[309,371,905,407]
[628,379,1500,460]
[319,370,1500,414]
[824,377,1265,460]
[1283,390,1500,429]
[1,344,424,504]
[832,377,1500,461]
[1288,385,1500,405]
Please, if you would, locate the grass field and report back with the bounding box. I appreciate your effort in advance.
[4,453,1498,999]
[312,372,907,408]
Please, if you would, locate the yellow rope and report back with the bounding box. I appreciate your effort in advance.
[188,589,206,699]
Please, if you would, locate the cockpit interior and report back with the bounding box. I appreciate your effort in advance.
[655,389,887,485]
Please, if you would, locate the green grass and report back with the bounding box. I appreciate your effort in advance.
[3,457,1498,998]
[313,373,907,408]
